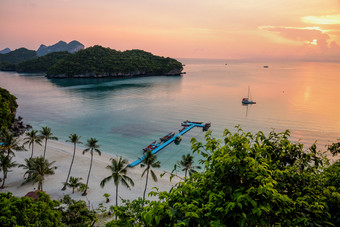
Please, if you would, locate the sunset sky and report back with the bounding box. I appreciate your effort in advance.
[1,0,340,60]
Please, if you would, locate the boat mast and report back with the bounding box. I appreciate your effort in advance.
[248,86,250,99]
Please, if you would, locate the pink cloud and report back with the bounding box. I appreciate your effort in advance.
[263,26,329,42]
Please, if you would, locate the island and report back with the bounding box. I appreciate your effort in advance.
[46,45,183,78]
[1,44,184,78]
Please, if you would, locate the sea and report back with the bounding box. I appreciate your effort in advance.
[1,59,340,171]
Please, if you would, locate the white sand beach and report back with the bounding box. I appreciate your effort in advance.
[0,139,181,209]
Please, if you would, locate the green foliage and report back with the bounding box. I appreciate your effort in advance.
[17,51,71,73]
[107,127,340,226]
[0,87,18,130]
[100,157,134,207]
[0,191,63,226]
[59,195,97,226]
[0,48,37,65]
[47,45,183,77]
[106,198,149,227]
[21,156,57,191]
[63,176,83,194]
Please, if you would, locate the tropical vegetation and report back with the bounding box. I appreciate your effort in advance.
[23,129,42,158]
[46,46,183,77]
[176,153,201,178]
[141,149,161,201]
[100,156,135,207]
[63,176,84,194]
[107,128,340,226]
[0,88,18,130]
[82,137,101,196]
[40,126,58,160]
[0,45,183,77]
[0,86,339,226]
[17,51,71,73]
[21,156,57,191]
[0,48,37,65]
[62,133,82,191]
[0,192,96,226]
[0,154,17,188]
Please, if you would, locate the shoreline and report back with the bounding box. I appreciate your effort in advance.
[0,139,181,209]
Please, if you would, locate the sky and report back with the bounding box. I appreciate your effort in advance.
[1,0,340,60]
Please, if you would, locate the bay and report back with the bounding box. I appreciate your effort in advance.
[1,60,340,171]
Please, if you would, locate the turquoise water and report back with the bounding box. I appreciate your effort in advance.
[1,60,340,170]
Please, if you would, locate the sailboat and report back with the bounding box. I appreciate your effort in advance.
[242,86,256,104]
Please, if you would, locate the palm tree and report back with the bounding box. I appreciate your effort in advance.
[40,126,58,160]
[82,138,101,196]
[64,176,83,193]
[19,157,35,179]
[178,153,201,178]
[23,130,42,158]
[21,156,57,191]
[62,133,82,191]
[0,153,18,188]
[100,157,134,207]
[141,150,160,201]
[0,130,24,157]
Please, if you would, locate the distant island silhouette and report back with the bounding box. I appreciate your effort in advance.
[0,41,183,78]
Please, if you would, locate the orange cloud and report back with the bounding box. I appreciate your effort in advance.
[260,26,329,43]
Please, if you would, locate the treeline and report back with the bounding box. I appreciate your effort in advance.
[0,48,37,71]
[0,45,183,77]
[46,46,183,77]
[17,51,71,73]
[0,88,18,130]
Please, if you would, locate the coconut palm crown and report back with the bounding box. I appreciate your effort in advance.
[100,156,134,207]
[23,129,42,158]
[140,150,160,201]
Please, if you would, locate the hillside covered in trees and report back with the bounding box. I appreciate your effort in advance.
[0,48,37,71]
[0,45,183,78]
[0,88,18,130]
[17,51,71,73]
[46,46,183,78]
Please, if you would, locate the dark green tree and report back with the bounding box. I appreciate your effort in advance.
[141,150,160,201]
[0,130,24,157]
[59,194,97,226]
[22,156,57,191]
[178,153,201,177]
[62,133,82,190]
[23,129,42,158]
[107,128,340,226]
[63,176,83,194]
[100,157,134,208]
[0,192,63,226]
[82,138,101,196]
[0,154,18,188]
[0,87,18,130]
[40,126,58,160]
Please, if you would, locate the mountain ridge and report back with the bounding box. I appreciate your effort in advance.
[37,40,84,56]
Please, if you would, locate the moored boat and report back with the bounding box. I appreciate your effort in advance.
[242,86,256,104]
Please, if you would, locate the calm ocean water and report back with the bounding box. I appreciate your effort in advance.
[1,60,340,171]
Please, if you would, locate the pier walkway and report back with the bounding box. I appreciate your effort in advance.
[128,121,210,167]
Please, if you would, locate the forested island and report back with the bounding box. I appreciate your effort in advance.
[0,45,184,78]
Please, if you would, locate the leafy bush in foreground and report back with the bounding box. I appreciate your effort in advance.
[107,127,340,226]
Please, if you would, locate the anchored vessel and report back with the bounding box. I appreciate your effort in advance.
[128,121,211,167]
[242,86,256,104]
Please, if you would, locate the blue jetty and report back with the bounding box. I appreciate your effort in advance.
[128,121,211,167]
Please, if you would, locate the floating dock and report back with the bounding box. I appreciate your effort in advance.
[128,121,211,167]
